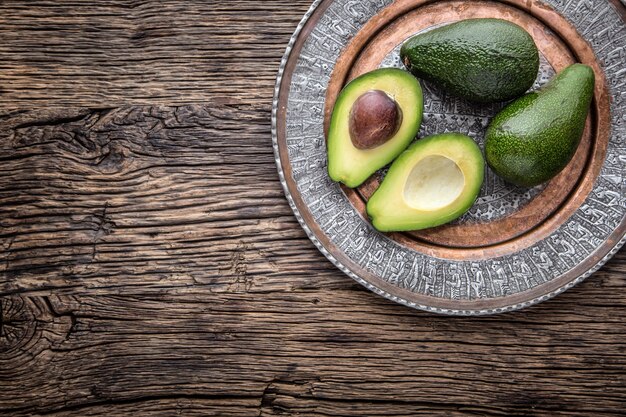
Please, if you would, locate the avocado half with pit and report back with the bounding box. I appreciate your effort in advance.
[327,68,423,188]
[367,133,484,232]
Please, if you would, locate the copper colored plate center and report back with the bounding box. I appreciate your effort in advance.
[323,0,610,260]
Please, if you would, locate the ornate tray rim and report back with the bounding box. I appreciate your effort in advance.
[271,0,626,315]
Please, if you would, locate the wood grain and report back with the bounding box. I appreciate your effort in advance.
[0,105,336,296]
[1,1,626,416]
[0,0,312,107]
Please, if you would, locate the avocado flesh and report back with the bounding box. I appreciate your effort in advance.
[485,64,595,187]
[367,133,484,232]
[327,68,423,188]
[400,18,539,103]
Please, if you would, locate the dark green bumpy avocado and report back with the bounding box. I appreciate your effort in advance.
[485,64,595,187]
[400,18,539,103]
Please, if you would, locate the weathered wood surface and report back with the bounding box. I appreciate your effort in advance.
[0,0,312,107]
[1,1,625,416]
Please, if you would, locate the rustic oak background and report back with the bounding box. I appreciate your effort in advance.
[1,1,625,416]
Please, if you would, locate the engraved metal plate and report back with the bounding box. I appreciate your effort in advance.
[272,0,626,315]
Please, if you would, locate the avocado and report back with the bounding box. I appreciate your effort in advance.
[400,18,539,103]
[327,68,423,188]
[485,64,595,187]
[367,133,484,232]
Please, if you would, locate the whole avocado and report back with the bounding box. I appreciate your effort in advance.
[400,18,539,103]
[485,64,595,187]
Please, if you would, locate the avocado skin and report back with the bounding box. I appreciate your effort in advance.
[400,18,539,103]
[485,64,595,187]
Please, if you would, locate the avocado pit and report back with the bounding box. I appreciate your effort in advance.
[349,90,402,150]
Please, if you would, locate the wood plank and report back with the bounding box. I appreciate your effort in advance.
[0,0,312,108]
[1,287,626,416]
[0,106,348,296]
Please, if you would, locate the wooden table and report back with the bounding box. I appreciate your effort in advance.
[1,1,625,415]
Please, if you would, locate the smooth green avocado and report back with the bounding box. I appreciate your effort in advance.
[367,133,484,232]
[327,68,423,188]
[400,18,539,103]
[485,63,595,187]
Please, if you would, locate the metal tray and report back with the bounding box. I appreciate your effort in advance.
[272,0,626,315]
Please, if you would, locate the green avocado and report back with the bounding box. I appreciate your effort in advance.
[327,68,423,188]
[485,64,595,187]
[400,18,539,103]
[367,133,484,232]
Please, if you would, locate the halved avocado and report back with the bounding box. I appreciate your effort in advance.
[327,68,423,188]
[367,133,484,232]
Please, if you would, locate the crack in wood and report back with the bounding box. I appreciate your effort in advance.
[0,298,3,340]
[42,296,78,339]
[30,393,261,416]
[12,112,93,131]
[91,202,112,261]
[258,380,275,416]
[223,242,253,292]
[2,236,15,274]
